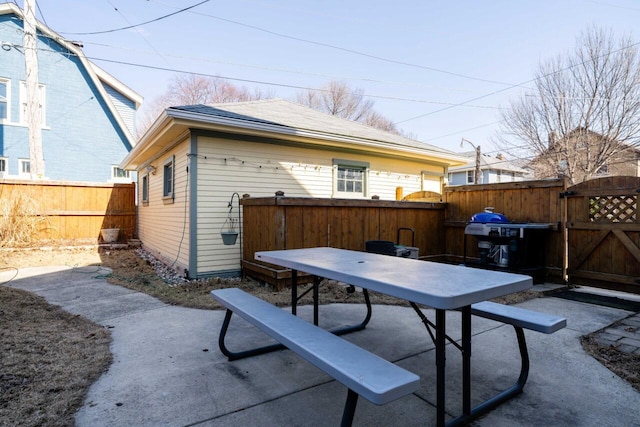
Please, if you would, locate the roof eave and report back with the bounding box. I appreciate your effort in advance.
[165,108,468,167]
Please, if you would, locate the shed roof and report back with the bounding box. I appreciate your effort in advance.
[123,99,467,169]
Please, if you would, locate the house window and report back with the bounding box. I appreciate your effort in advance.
[141,174,149,205]
[496,170,502,183]
[0,157,6,176]
[597,163,609,176]
[333,159,368,198]
[19,81,46,127]
[19,159,30,177]
[111,166,132,183]
[0,79,9,121]
[466,170,474,184]
[163,156,174,201]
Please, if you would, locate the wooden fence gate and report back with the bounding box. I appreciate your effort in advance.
[565,176,640,294]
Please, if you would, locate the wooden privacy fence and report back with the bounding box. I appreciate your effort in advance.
[565,176,640,294]
[241,194,446,288]
[443,178,567,282]
[0,179,136,243]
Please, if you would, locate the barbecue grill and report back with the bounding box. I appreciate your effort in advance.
[463,207,553,281]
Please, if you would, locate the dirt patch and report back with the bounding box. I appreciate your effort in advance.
[581,327,640,392]
[0,286,111,427]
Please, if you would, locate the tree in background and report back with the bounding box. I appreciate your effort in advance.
[138,76,404,138]
[495,27,640,184]
[137,74,271,137]
[295,81,402,134]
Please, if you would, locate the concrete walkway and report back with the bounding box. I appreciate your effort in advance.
[3,266,639,426]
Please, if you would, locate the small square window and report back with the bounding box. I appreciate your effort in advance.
[0,157,6,176]
[333,159,368,198]
[112,167,130,179]
[466,170,474,184]
[19,159,30,177]
[163,156,174,200]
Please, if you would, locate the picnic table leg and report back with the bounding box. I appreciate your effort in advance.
[290,270,372,335]
[340,389,359,427]
[217,309,285,361]
[436,308,446,427]
[462,305,472,415]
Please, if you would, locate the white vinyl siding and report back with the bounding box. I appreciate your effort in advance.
[137,134,444,277]
[136,141,190,272]
[193,136,433,274]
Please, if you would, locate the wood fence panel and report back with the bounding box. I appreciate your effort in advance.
[241,196,446,286]
[566,176,640,293]
[444,179,566,281]
[0,180,136,243]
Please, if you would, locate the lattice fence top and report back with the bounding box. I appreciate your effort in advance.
[589,195,637,223]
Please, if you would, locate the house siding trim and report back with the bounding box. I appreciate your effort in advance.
[189,131,199,279]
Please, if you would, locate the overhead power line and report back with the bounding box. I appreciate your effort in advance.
[60,0,210,35]
[87,56,506,110]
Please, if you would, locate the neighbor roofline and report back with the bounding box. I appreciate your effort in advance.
[1,3,140,147]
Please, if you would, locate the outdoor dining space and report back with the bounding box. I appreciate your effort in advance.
[213,247,567,426]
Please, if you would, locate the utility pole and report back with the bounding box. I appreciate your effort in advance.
[24,0,44,179]
[460,138,481,184]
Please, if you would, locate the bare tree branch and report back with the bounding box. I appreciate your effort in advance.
[495,26,640,184]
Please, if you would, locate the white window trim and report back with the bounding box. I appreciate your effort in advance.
[110,165,132,183]
[162,156,175,202]
[0,78,10,123]
[18,159,30,178]
[19,81,47,128]
[141,173,149,205]
[332,159,369,199]
[0,156,7,177]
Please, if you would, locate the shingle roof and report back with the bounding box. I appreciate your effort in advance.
[448,151,527,173]
[170,99,455,155]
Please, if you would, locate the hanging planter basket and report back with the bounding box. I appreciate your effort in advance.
[220,215,239,245]
[220,231,238,245]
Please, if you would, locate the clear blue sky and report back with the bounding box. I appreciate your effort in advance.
[31,0,640,153]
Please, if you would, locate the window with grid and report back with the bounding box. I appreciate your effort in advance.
[466,170,474,184]
[333,159,368,198]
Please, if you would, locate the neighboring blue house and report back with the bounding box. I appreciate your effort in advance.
[447,151,529,185]
[0,3,141,182]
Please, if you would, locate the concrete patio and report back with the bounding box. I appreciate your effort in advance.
[3,265,639,426]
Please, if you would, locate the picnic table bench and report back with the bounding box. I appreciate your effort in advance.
[211,287,421,427]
